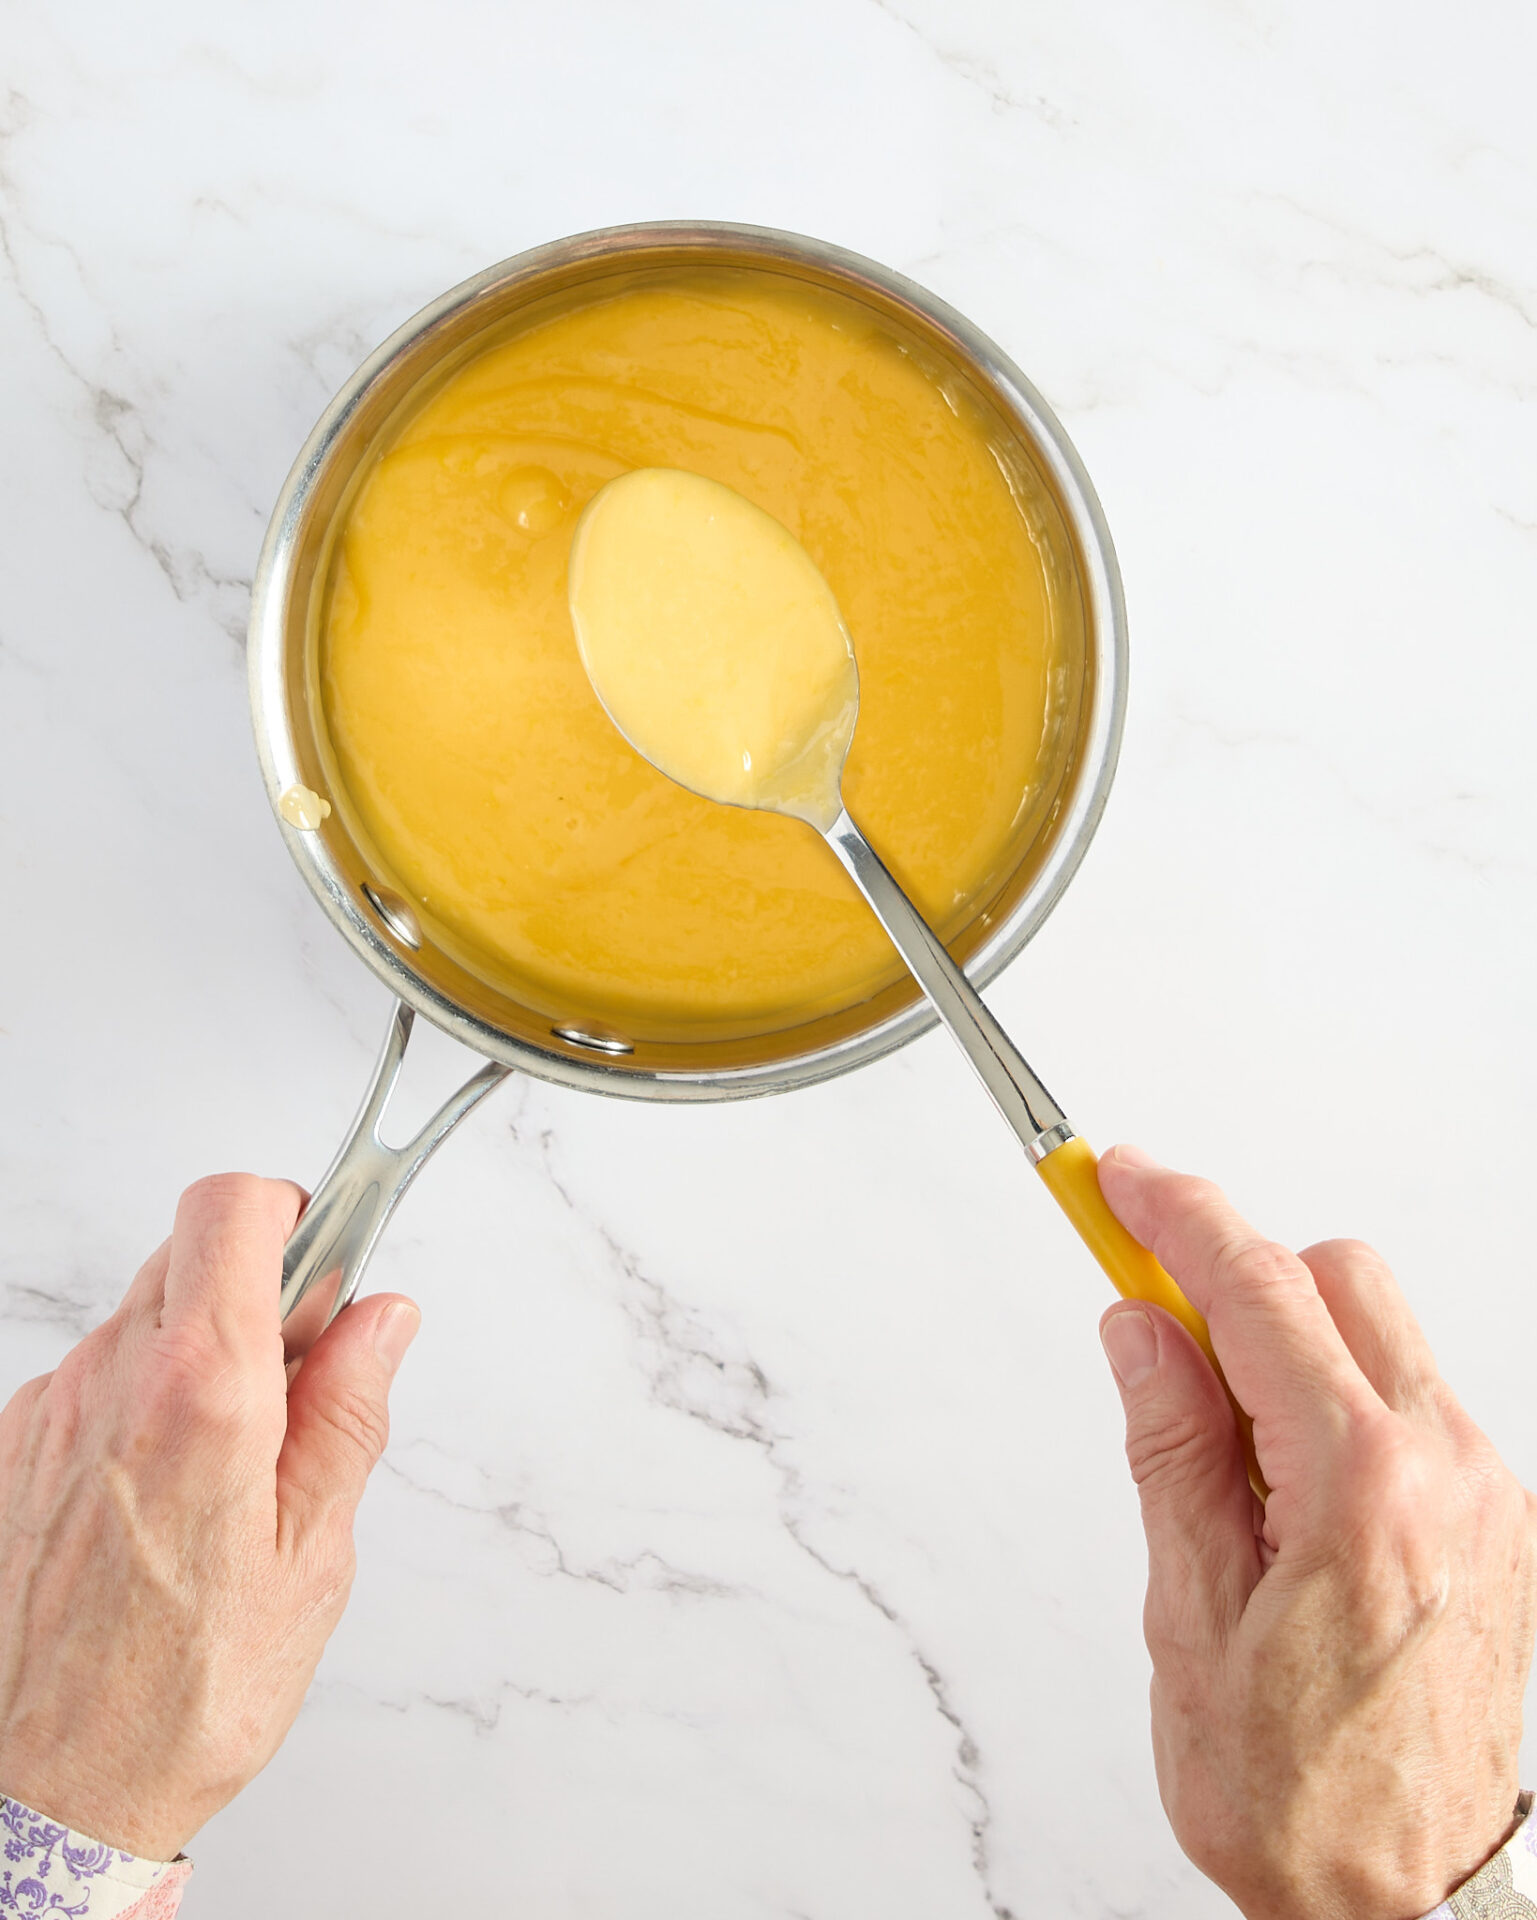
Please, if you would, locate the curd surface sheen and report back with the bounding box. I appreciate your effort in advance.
[319,268,1075,1041]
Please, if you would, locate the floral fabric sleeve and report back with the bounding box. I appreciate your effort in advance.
[1,1795,190,1917]
[1420,1793,1537,1919]
[5,1785,1535,1918]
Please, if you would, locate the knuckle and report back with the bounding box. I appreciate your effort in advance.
[320,1385,390,1462]
[1209,1234,1306,1308]
[187,1369,259,1437]
[1297,1236,1404,1297]
[49,1332,103,1393]
[1330,1418,1456,1635]
[1325,1235,1387,1271]
[153,1318,221,1387]
[1353,1414,1439,1523]
[1301,1236,1396,1288]
[177,1171,291,1236]
[1210,1234,1290,1294]
[149,1328,259,1435]
[1125,1400,1226,1497]
[1143,1579,1217,1669]
[35,1330,114,1427]
[180,1170,265,1216]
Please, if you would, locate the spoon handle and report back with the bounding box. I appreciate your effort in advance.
[823,807,1263,1496]
[823,806,1073,1157]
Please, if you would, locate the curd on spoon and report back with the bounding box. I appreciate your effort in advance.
[569,467,858,832]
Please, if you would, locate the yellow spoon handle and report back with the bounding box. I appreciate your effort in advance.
[1037,1135,1265,1499]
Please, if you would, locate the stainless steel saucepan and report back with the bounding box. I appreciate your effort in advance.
[247,220,1127,1354]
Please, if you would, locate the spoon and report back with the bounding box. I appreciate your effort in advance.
[569,467,1260,1493]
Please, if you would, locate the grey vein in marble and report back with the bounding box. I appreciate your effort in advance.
[0,101,251,640]
[382,1446,745,1602]
[524,1116,1022,1919]
[867,0,1070,128]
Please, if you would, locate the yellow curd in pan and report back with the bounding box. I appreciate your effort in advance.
[318,268,1072,1040]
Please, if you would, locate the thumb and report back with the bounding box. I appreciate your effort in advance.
[1101,1304,1260,1647]
[277,1292,420,1541]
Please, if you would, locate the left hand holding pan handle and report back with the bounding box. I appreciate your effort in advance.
[0,1174,419,1859]
[1096,1144,1537,1920]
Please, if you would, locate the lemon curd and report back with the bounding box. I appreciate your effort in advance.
[318,268,1075,1042]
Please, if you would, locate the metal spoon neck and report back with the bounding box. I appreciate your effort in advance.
[820,804,1072,1163]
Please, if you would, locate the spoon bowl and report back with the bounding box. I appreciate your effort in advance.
[570,467,861,831]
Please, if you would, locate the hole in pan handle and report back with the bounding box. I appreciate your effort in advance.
[279,998,511,1357]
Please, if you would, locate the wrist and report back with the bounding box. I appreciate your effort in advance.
[1407,1791,1535,1920]
[0,1745,185,1864]
[1226,1790,1533,1920]
[1,1787,191,1920]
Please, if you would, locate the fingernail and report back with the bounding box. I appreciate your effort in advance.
[1107,1143,1162,1170]
[1101,1309,1159,1388]
[374,1302,420,1375]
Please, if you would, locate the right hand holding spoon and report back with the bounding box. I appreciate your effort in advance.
[1097,1144,1536,1920]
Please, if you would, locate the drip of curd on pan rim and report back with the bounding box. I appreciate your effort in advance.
[568,468,859,834]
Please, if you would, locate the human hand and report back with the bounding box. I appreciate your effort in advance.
[1097,1145,1536,1920]
[0,1174,419,1860]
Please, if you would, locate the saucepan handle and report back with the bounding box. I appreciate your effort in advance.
[280,998,511,1356]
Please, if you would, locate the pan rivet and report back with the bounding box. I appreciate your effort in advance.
[553,1025,634,1057]
[361,884,423,951]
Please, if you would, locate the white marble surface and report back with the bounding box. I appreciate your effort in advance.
[3,2,1536,1913]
